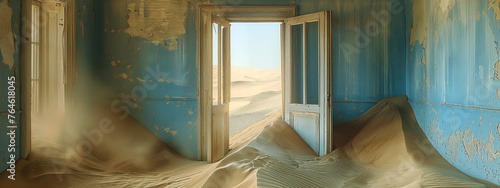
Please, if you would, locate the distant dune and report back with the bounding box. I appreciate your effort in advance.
[214,66,282,136]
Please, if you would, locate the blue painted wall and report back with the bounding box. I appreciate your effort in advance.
[74,0,97,121]
[94,0,407,159]
[0,0,22,173]
[406,0,500,184]
[94,0,200,159]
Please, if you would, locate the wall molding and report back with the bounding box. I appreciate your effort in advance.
[409,100,500,113]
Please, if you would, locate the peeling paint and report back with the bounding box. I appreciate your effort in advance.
[154,125,159,135]
[126,64,134,74]
[158,78,170,82]
[447,131,461,161]
[119,73,128,79]
[125,0,188,50]
[448,127,499,162]
[111,61,117,67]
[409,0,428,50]
[495,60,500,80]
[170,130,178,136]
[0,0,15,70]
[137,43,143,51]
[188,110,193,115]
[497,123,500,140]
[489,0,500,20]
[494,41,499,57]
[163,128,178,136]
[439,0,453,14]
[136,77,146,82]
[425,78,430,88]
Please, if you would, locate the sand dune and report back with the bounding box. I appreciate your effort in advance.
[223,66,282,136]
[1,94,498,187]
[189,95,498,187]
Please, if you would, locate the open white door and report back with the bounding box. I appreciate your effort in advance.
[284,11,332,156]
[210,16,231,162]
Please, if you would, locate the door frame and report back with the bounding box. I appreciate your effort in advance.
[20,0,76,159]
[197,5,296,162]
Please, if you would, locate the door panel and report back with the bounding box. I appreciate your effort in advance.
[210,16,230,162]
[285,11,332,156]
[291,112,319,154]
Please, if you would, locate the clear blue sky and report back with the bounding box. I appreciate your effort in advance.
[230,23,281,69]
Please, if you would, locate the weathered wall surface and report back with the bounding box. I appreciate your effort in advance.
[316,0,407,124]
[73,0,97,136]
[406,0,500,184]
[95,0,407,159]
[94,0,200,159]
[94,0,406,158]
[0,0,21,173]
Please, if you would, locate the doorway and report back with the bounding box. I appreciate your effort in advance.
[21,0,76,159]
[228,22,282,138]
[198,6,332,162]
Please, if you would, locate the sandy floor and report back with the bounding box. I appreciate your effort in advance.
[1,95,498,187]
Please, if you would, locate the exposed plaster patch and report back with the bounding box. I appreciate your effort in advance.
[119,73,128,79]
[170,130,178,136]
[164,128,178,136]
[134,104,142,109]
[420,56,426,65]
[447,131,461,161]
[0,0,15,70]
[438,0,455,15]
[497,123,500,140]
[136,77,146,82]
[409,0,428,50]
[188,110,193,115]
[158,78,170,82]
[494,41,499,57]
[425,78,430,88]
[154,125,159,135]
[111,61,117,67]
[494,60,500,80]
[125,0,188,50]
[126,64,134,73]
[448,128,500,162]
[429,122,443,145]
[489,0,500,20]
[137,43,143,51]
